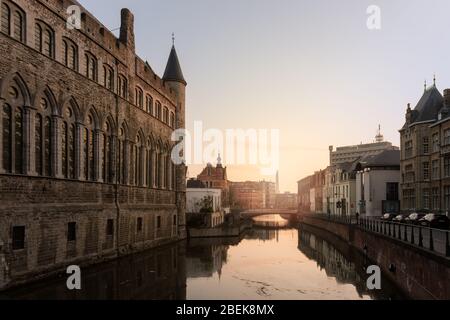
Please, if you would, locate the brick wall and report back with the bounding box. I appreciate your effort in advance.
[0,0,186,290]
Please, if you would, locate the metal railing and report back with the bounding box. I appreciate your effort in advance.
[308,213,358,225]
[358,217,450,257]
[304,213,450,257]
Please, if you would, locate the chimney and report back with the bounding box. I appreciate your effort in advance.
[120,8,135,49]
[444,89,450,107]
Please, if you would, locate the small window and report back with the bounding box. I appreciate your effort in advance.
[157,216,161,229]
[67,222,76,242]
[135,87,143,108]
[137,217,143,232]
[146,95,153,114]
[170,112,175,128]
[106,219,114,236]
[12,226,25,250]
[173,215,177,226]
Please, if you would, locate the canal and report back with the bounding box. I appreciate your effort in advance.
[1,215,406,300]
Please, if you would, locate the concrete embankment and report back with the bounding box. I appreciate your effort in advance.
[301,215,450,300]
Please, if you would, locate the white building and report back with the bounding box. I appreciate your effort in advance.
[355,150,401,217]
[186,188,224,228]
[322,161,358,217]
[329,128,399,166]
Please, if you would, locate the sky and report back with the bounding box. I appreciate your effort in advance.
[79,0,450,193]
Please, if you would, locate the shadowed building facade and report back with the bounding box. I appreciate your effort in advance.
[400,83,450,214]
[0,0,187,290]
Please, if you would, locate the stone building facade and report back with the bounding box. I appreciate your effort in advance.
[400,84,450,214]
[196,156,230,207]
[0,0,187,290]
[229,181,266,210]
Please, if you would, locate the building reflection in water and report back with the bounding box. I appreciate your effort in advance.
[1,242,187,300]
[298,224,406,300]
[186,239,229,279]
[1,222,406,300]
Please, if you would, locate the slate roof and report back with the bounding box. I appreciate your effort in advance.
[403,86,443,129]
[358,150,400,168]
[163,45,186,85]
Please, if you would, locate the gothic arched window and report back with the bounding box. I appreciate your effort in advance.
[118,124,127,184]
[135,87,143,109]
[35,97,52,176]
[83,112,96,181]
[102,119,113,183]
[134,134,142,185]
[163,107,169,124]
[1,1,25,43]
[146,139,153,187]
[1,2,10,36]
[146,95,153,115]
[155,101,162,120]
[63,38,78,71]
[103,65,114,90]
[2,103,12,172]
[85,52,97,81]
[2,82,26,174]
[170,112,175,128]
[61,104,76,179]
[35,20,54,58]
[118,74,128,99]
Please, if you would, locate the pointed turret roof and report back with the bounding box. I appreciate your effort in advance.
[402,85,443,129]
[413,85,443,122]
[163,45,186,85]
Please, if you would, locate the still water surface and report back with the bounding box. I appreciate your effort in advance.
[2,215,404,300]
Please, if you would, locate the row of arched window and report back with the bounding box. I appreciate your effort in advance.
[1,0,176,128]
[135,87,176,128]
[0,74,176,190]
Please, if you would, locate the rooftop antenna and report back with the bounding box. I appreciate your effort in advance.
[375,124,384,143]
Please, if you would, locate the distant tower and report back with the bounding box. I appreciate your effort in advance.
[217,153,222,168]
[276,171,280,194]
[329,145,334,165]
[375,124,384,143]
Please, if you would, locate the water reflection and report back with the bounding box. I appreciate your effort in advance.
[1,216,406,300]
[298,224,406,300]
[1,243,187,300]
[252,214,291,228]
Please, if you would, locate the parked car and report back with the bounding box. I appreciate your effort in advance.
[380,213,396,221]
[405,213,425,225]
[392,214,408,223]
[418,214,450,230]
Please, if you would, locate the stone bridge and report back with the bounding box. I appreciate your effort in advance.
[240,209,298,218]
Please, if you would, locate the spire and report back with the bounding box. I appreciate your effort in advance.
[163,36,186,85]
[424,79,427,92]
[433,74,436,87]
[217,153,222,167]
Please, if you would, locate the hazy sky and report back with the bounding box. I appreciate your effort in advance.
[79,0,450,192]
